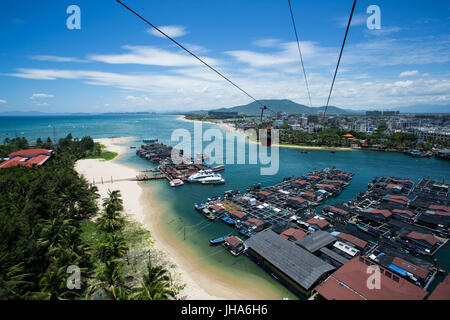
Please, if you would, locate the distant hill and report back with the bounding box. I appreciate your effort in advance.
[192,99,360,116]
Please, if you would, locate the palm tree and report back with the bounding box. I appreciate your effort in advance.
[133,261,176,300]
[96,233,128,263]
[103,190,123,213]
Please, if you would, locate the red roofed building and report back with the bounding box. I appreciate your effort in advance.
[8,148,53,158]
[301,192,316,200]
[245,218,265,232]
[306,217,329,230]
[257,190,272,200]
[429,204,449,212]
[336,232,368,250]
[315,257,428,300]
[292,180,308,188]
[392,209,415,221]
[428,274,450,300]
[406,232,438,249]
[391,257,429,281]
[286,197,308,209]
[365,208,392,221]
[229,210,247,220]
[280,228,307,241]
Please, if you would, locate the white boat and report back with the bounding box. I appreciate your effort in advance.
[199,175,225,185]
[187,170,215,182]
[170,179,184,187]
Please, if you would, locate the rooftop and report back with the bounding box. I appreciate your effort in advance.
[296,231,336,253]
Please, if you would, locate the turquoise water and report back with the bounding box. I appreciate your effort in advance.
[2,114,449,298]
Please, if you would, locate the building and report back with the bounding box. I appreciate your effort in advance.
[228,210,247,221]
[315,257,428,300]
[306,217,330,230]
[245,230,335,296]
[428,274,450,300]
[286,197,308,209]
[405,231,439,251]
[244,218,265,232]
[333,232,368,251]
[280,228,307,241]
[296,231,336,253]
[0,148,53,169]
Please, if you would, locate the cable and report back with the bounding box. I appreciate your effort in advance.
[324,0,357,115]
[115,0,266,109]
[287,0,313,108]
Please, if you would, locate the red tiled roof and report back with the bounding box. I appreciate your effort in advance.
[392,257,429,280]
[315,257,428,300]
[288,197,305,203]
[407,232,438,246]
[245,218,264,227]
[306,175,320,179]
[330,206,349,215]
[0,157,27,168]
[302,192,315,198]
[392,209,415,217]
[293,180,307,185]
[258,191,271,196]
[306,218,329,229]
[336,233,368,249]
[225,236,243,248]
[229,210,246,219]
[23,154,50,167]
[280,228,307,241]
[319,184,335,189]
[390,195,408,201]
[209,204,224,212]
[429,204,449,212]
[8,148,52,157]
[369,209,392,218]
[428,274,450,300]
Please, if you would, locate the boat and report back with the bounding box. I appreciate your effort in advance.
[221,216,235,225]
[208,196,221,202]
[143,138,158,143]
[187,170,215,182]
[194,203,205,212]
[212,164,225,172]
[199,175,225,184]
[209,236,228,245]
[201,208,216,220]
[169,179,184,187]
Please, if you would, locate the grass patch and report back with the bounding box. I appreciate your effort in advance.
[83,143,118,161]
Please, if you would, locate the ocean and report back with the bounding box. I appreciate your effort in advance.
[2,114,449,299]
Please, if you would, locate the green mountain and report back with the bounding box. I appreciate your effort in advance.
[202,99,360,115]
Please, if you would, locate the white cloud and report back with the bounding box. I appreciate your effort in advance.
[30,93,54,99]
[335,14,367,28]
[252,38,281,48]
[399,70,419,77]
[30,55,87,63]
[89,45,219,67]
[0,99,6,104]
[147,25,188,38]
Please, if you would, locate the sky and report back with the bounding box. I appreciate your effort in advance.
[0,0,449,113]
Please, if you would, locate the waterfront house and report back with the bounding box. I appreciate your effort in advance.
[280,228,307,241]
[209,204,226,217]
[334,232,368,251]
[323,204,352,218]
[245,230,335,297]
[360,208,392,222]
[291,179,308,189]
[244,218,265,232]
[405,231,439,251]
[301,192,317,201]
[223,236,245,256]
[314,257,428,300]
[228,210,247,221]
[256,190,272,201]
[286,197,308,209]
[296,231,336,253]
[392,209,415,221]
[306,217,330,230]
[383,194,408,207]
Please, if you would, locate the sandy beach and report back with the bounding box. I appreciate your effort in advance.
[74,136,281,300]
[178,115,356,151]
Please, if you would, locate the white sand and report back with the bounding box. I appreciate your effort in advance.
[75,137,267,300]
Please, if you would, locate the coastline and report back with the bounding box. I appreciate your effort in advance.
[74,136,284,300]
[177,115,356,151]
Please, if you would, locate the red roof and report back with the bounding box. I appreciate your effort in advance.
[329,206,349,215]
[306,175,320,180]
[225,236,243,248]
[302,192,315,198]
[328,180,345,184]
[315,257,428,300]
[369,209,392,218]
[288,197,306,203]
[293,180,307,185]
[392,209,415,217]
[229,210,246,219]
[390,195,408,201]
[258,191,271,197]
[209,204,224,212]
[392,257,429,280]
[336,233,367,249]
[319,184,335,189]
[23,154,50,167]
[407,232,438,246]
[429,204,449,212]
[280,228,307,241]
[0,154,50,169]
[386,183,402,189]
[392,178,414,185]
[428,274,450,300]
[245,218,264,227]
[0,157,26,168]
[8,148,52,157]
[306,218,329,229]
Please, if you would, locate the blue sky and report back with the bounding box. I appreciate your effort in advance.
[0,0,449,113]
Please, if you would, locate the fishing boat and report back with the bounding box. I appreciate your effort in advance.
[194,203,205,212]
[169,179,184,187]
[221,216,235,225]
[199,175,225,184]
[209,235,228,245]
[201,208,216,220]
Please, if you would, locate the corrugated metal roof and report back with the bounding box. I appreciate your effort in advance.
[320,247,350,265]
[245,230,335,290]
[296,231,336,253]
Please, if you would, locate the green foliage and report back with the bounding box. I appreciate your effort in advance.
[82,143,118,161]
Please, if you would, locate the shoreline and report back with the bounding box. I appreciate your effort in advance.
[75,136,284,300]
[177,115,356,151]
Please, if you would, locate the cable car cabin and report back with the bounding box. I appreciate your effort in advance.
[260,126,272,147]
